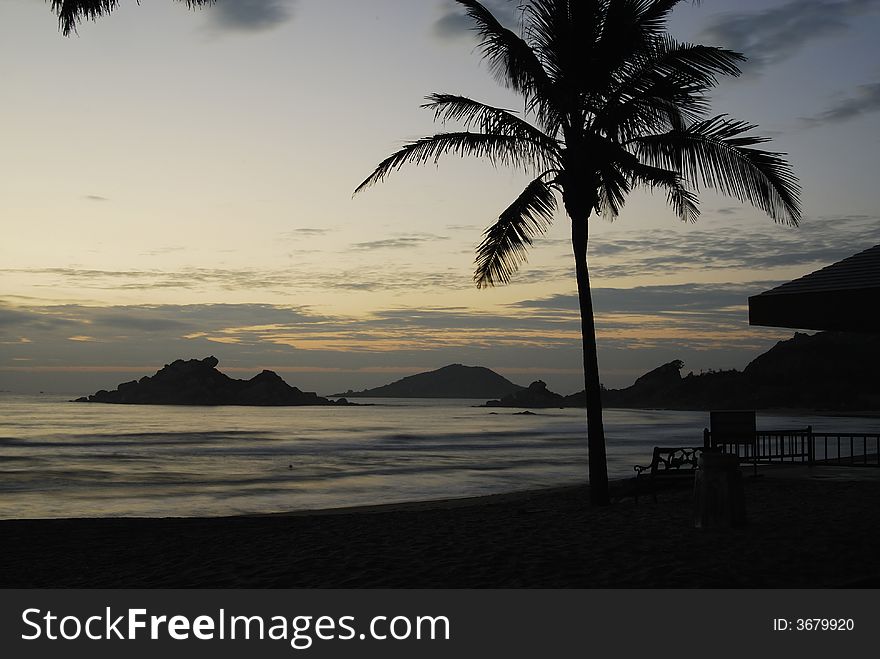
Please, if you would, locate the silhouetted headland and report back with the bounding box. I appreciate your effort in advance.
[333,364,523,399]
[73,357,352,406]
[485,331,880,412]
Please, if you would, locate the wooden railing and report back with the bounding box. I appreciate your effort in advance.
[703,427,880,467]
[812,432,880,466]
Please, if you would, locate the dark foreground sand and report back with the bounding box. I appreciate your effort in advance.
[2,468,879,588]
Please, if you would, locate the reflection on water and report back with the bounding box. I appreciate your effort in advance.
[2,394,878,519]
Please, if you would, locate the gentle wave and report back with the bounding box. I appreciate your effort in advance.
[2,394,879,518]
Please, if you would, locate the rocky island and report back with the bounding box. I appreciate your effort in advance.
[74,357,351,406]
[333,363,524,399]
[485,380,567,408]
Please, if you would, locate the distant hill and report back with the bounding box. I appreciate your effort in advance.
[333,364,524,399]
[741,331,880,410]
[74,356,350,406]
[485,331,880,412]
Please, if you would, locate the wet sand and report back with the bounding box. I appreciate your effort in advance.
[1,469,878,588]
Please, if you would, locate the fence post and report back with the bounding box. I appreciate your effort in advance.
[807,425,814,466]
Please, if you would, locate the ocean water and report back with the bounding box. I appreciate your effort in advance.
[2,393,879,519]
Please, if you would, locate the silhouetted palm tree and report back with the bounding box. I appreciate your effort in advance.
[48,0,215,35]
[356,0,801,505]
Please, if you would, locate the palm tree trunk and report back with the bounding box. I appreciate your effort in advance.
[571,214,610,506]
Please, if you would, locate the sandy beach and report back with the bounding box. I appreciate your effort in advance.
[1,465,878,588]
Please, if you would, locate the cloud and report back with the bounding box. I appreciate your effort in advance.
[141,246,186,257]
[459,213,878,285]
[281,228,331,238]
[699,0,880,73]
[0,306,85,333]
[206,0,295,33]
[0,262,477,294]
[0,302,332,346]
[2,301,561,359]
[433,0,519,40]
[581,214,880,280]
[92,313,192,332]
[508,282,794,369]
[715,207,740,216]
[514,282,780,317]
[68,335,98,343]
[0,267,294,292]
[1,290,795,393]
[83,195,108,202]
[801,82,880,127]
[5,215,877,299]
[351,233,449,250]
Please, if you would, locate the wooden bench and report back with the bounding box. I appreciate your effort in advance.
[633,446,703,502]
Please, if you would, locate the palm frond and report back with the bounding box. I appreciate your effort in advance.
[632,115,801,225]
[628,161,700,222]
[645,37,744,84]
[525,0,589,85]
[595,38,744,138]
[49,0,215,36]
[596,0,662,82]
[454,0,563,135]
[422,94,561,163]
[595,161,631,219]
[50,0,119,34]
[638,1,694,36]
[614,37,744,98]
[589,2,706,111]
[597,82,704,142]
[354,132,549,195]
[455,0,548,93]
[474,176,557,288]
